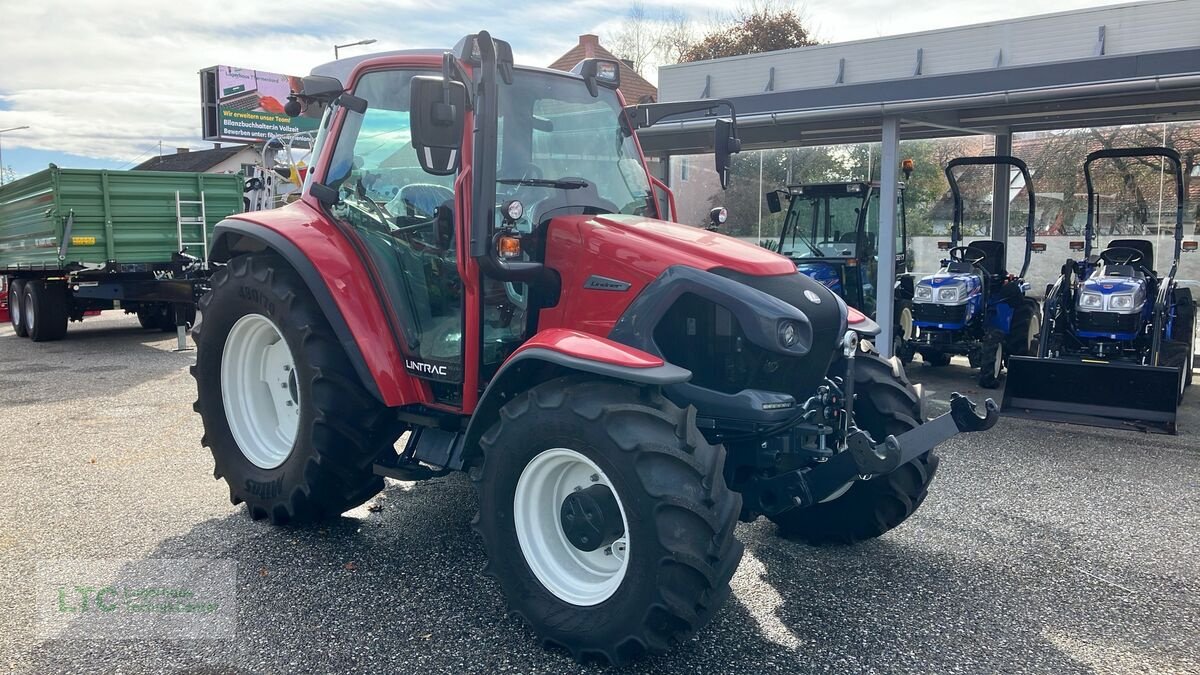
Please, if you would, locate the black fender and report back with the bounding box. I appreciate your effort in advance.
[460,335,690,469]
[209,220,384,403]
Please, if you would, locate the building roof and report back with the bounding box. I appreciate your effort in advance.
[548,34,658,104]
[641,0,1200,154]
[134,145,250,172]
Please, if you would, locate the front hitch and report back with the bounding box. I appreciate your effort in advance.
[846,393,998,475]
[740,393,998,517]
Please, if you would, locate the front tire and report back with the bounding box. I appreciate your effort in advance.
[473,376,743,665]
[769,352,938,544]
[977,329,1005,389]
[192,253,396,524]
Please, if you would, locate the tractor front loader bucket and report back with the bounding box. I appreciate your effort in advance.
[1002,356,1181,434]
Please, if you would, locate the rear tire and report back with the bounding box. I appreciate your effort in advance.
[473,376,743,665]
[1163,289,1195,403]
[894,301,916,364]
[24,281,69,342]
[769,352,938,545]
[9,279,28,337]
[977,329,1005,389]
[192,253,396,524]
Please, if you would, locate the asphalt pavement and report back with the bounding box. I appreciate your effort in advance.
[1,313,1197,674]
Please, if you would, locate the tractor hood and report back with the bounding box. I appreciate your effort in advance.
[570,214,797,276]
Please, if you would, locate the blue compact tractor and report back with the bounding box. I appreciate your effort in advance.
[911,156,1043,388]
[1004,147,1197,433]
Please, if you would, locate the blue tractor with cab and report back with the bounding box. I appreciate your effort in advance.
[911,156,1043,388]
[1003,147,1197,434]
[765,176,918,361]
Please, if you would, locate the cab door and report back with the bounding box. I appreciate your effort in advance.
[317,67,467,407]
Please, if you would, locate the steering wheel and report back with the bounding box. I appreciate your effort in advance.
[1100,246,1144,266]
[947,245,987,266]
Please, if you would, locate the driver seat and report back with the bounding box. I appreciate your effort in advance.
[1106,238,1155,277]
[966,239,1007,278]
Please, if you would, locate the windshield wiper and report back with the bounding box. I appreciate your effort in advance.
[497,177,589,189]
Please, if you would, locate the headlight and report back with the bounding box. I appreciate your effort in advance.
[937,286,961,303]
[1109,294,1135,310]
[778,320,801,348]
[914,285,933,301]
[1079,293,1103,310]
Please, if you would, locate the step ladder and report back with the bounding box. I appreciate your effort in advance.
[175,191,209,265]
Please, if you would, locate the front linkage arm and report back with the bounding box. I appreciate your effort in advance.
[845,393,998,476]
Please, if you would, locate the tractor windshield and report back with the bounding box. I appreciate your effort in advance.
[779,191,877,259]
[495,70,655,229]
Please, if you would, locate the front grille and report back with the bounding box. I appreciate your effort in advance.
[1077,311,1140,335]
[913,303,967,325]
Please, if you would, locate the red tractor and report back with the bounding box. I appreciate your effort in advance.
[193,32,997,664]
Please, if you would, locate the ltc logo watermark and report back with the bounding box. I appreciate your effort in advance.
[36,559,236,639]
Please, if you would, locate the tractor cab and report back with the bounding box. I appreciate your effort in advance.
[766,181,909,330]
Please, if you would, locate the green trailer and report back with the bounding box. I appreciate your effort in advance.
[1,165,243,341]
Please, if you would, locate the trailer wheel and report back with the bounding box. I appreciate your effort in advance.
[770,352,937,544]
[473,376,742,665]
[919,350,951,367]
[192,253,396,524]
[977,329,1005,389]
[24,281,69,342]
[157,303,196,332]
[136,307,159,330]
[9,279,28,337]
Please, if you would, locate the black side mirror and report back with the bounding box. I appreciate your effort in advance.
[765,191,782,214]
[708,207,728,230]
[410,76,467,175]
[714,118,741,189]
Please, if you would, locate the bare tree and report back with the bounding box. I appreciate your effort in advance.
[658,8,696,65]
[609,4,660,76]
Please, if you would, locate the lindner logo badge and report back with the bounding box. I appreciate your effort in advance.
[803,290,822,304]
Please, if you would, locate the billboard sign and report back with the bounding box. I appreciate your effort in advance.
[201,66,321,143]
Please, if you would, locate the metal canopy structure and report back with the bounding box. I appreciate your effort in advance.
[638,0,1200,358]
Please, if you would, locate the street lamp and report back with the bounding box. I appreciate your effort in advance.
[334,39,377,60]
[0,125,30,186]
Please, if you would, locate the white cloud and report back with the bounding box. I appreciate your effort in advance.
[0,0,1133,165]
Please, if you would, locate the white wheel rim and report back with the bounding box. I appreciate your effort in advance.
[11,290,21,327]
[513,448,630,606]
[992,342,1003,380]
[220,314,300,469]
[1028,315,1040,350]
[900,307,914,340]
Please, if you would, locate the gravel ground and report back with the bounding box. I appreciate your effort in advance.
[1,313,1197,674]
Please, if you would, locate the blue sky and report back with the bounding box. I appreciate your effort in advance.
[0,0,1130,178]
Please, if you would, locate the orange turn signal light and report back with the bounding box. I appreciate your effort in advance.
[1069,240,1085,251]
[847,306,867,324]
[936,241,951,250]
[1032,242,1047,252]
[498,234,522,259]
[1183,241,1198,252]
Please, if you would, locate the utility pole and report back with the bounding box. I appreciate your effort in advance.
[0,126,31,186]
[334,39,377,60]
